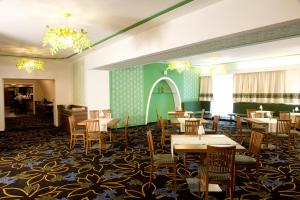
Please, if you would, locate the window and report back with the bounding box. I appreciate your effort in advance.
[211,74,233,117]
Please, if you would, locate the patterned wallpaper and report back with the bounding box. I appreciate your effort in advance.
[110,66,144,126]
[182,70,200,102]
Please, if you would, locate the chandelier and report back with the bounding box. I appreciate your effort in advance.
[42,13,92,55]
[16,58,44,73]
[167,61,191,73]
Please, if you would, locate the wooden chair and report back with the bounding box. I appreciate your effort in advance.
[270,119,292,151]
[89,110,100,119]
[185,119,200,135]
[183,119,200,169]
[235,131,263,183]
[175,110,185,118]
[85,119,102,155]
[236,116,251,144]
[246,109,256,129]
[68,115,85,149]
[279,111,290,120]
[199,145,236,200]
[101,109,111,118]
[254,112,264,118]
[146,131,177,188]
[160,116,173,146]
[200,109,205,119]
[111,116,129,147]
[293,116,300,149]
[205,115,219,134]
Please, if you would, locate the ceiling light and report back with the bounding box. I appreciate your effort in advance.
[42,13,92,55]
[16,58,44,73]
[167,61,191,73]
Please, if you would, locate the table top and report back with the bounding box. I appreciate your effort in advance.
[171,134,246,154]
[168,111,194,115]
[171,117,209,124]
[77,118,119,128]
[245,117,277,124]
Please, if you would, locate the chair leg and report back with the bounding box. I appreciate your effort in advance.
[173,166,177,190]
[149,164,153,188]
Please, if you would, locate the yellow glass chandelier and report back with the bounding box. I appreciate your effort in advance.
[42,13,92,55]
[167,61,191,73]
[16,58,44,73]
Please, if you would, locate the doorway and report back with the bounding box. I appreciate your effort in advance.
[3,79,55,130]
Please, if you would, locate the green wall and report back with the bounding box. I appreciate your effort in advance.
[110,63,200,126]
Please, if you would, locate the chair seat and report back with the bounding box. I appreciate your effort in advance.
[205,128,216,134]
[291,130,300,137]
[235,154,256,165]
[74,129,85,135]
[86,133,101,140]
[242,128,251,134]
[270,132,289,138]
[199,166,230,181]
[154,154,177,164]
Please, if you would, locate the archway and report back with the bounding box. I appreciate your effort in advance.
[145,77,181,124]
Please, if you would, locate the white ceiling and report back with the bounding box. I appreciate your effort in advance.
[0,0,196,58]
[1,0,299,64]
[172,37,300,66]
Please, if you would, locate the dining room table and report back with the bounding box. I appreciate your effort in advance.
[168,110,194,117]
[171,134,246,192]
[171,117,209,132]
[77,118,120,148]
[171,134,246,156]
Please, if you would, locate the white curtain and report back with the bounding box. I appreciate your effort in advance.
[233,70,300,104]
[199,76,213,101]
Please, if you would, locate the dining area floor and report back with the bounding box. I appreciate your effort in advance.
[0,116,299,199]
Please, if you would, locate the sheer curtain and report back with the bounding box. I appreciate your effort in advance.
[211,74,233,116]
[199,76,213,101]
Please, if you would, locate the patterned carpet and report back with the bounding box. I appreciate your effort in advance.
[0,117,299,199]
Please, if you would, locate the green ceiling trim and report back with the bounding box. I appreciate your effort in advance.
[0,0,193,60]
[66,0,193,59]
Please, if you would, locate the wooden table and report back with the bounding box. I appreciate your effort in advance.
[168,111,194,117]
[171,134,246,155]
[171,134,246,192]
[171,117,209,132]
[77,118,119,132]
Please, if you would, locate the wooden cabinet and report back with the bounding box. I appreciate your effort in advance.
[58,105,88,133]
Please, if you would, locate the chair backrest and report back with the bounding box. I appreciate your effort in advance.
[236,116,242,130]
[279,111,290,120]
[201,109,205,119]
[89,110,99,119]
[276,119,291,135]
[146,131,154,162]
[247,109,256,118]
[185,119,200,135]
[295,116,300,129]
[212,115,219,130]
[206,145,236,175]
[101,109,111,118]
[175,110,185,118]
[85,119,100,133]
[254,112,264,118]
[248,131,264,156]
[68,115,76,135]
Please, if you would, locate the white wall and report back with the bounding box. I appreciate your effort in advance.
[0,57,73,131]
[79,0,300,69]
[72,58,110,113]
